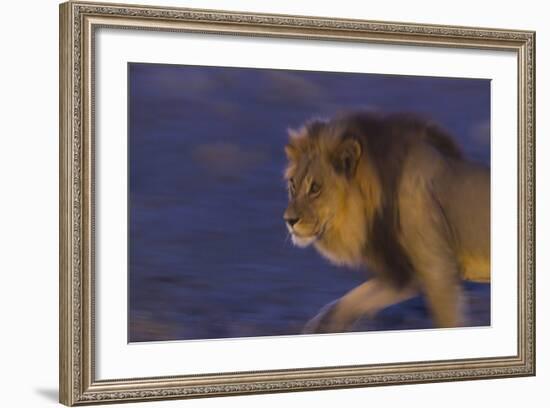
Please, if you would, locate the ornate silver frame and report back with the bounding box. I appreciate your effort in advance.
[59,1,536,405]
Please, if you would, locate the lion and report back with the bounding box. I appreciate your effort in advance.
[283,111,490,333]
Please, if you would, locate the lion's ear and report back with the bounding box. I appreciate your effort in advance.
[332,138,362,177]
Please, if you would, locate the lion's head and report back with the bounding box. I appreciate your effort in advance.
[283,118,381,267]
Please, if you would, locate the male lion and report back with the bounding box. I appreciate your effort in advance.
[283,112,490,333]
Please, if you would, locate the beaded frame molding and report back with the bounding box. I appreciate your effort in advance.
[59,1,535,405]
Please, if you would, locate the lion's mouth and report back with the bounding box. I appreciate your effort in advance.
[288,221,328,248]
[290,233,316,248]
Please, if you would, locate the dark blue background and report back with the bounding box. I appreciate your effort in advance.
[128,63,490,342]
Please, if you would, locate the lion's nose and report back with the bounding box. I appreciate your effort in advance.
[285,216,300,227]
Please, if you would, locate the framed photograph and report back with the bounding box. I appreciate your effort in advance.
[59,1,536,405]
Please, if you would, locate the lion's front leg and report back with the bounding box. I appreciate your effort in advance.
[302,278,417,334]
[302,299,342,334]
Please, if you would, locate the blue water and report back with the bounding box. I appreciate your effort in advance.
[128,63,491,342]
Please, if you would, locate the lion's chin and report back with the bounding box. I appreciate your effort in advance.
[291,234,316,248]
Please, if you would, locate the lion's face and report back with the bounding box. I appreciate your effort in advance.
[284,156,346,247]
[283,121,363,249]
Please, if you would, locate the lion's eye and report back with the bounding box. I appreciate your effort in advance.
[309,181,321,195]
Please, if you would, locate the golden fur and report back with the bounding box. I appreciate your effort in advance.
[283,112,490,332]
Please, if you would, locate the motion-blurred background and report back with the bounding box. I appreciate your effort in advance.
[128,63,490,342]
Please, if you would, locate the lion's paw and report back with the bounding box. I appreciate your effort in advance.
[302,299,346,334]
